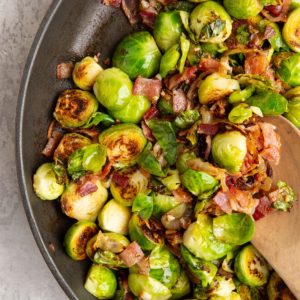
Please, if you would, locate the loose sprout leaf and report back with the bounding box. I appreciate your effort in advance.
[132,194,153,219]
[174,110,200,129]
[179,34,190,73]
[83,112,115,128]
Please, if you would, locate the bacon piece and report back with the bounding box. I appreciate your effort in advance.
[112,171,129,189]
[198,124,219,135]
[42,121,64,157]
[133,77,162,103]
[77,181,98,197]
[213,191,232,214]
[244,52,268,76]
[262,0,291,22]
[199,57,220,73]
[253,195,273,221]
[141,121,155,142]
[172,187,193,203]
[172,89,187,113]
[121,0,140,25]
[167,66,198,90]
[143,106,159,121]
[139,7,157,28]
[56,62,74,80]
[119,241,144,267]
[136,257,150,275]
[100,161,113,180]
[102,0,121,7]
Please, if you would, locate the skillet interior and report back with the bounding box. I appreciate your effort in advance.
[16,0,133,299]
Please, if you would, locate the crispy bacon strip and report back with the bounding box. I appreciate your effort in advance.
[119,241,144,267]
[199,57,220,73]
[262,0,291,22]
[172,89,187,113]
[253,195,273,221]
[172,187,193,203]
[77,181,98,197]
[56,62,74,80]
[42,121,64,157]
[167,66,198,90]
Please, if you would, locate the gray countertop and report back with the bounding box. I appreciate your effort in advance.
[0,0,67,299]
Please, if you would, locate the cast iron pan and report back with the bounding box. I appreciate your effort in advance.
[16,1,133,299]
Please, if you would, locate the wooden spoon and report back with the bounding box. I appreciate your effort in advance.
[252,116,300,298]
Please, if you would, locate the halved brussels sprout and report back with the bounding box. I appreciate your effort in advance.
[283,7,300,52]
[224,0,263,19]
[183,214,234,261]
[154,11,183,52]
[53,133,91,165]
[109,95,151,124]
[110,167,150,206]
[54,89,98,128]
[246,91,288,116]
[112,31,161,79]
[198,73,240,104]
[132,194,153,220]
[181,169,219,199]
[159,45,181,78]
[98,124,146,168]
[152,193,182,218]
[128,274,172,300]
[33,163,65,200]
[276,53,300,87]
[212,131,247,174]
[176,152,197,174]
[129,213,164,251]
[93,68,132,111]
[67,144,106,180]
[190,1,232,43]
[63,220,98,260]
[98,199,131,235]
[228,104,253,124]
[170,268,191,300]
[60,176,108,221]
[149,246,180,289]
[84,264,117,299]
[285,97,300,126]
[72,56,103,90]
[160,170,181,191]
[267,272,296,300]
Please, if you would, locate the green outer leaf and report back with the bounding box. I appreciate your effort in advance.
[152,193,181,218]
[174,110,200,129]
[179,34,190,73]
[132,194,153,219]
[147,119,178,165]
[82,112,115,128]
[228,104,253,124]
[159,45,181,78]
[277,53,300,87]
[213,213,255,245]
[285,97,300,127]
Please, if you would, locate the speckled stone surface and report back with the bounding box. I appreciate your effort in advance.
[0,1,67,299]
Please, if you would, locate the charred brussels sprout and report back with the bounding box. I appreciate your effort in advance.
[276,53,300,87]
[154,11,183,52]
[54,89,98,128]
[112,31,161,79]
[128,274,172,300]
[33,163,64,200]
[224,0,263,19]
[212,131,247,174]
[72,56,103,90]
[93,68,132,111]
[267,272,296,300]
[234,244,269,287]
[110,167,150,206]
[283,7,300,52]
[63,220,98,260]
[98,124,146,168]
[183,214,234,261]
[190,1,232,43]
[84,264,117,299]
[199,73,240,104]
[53,133,91,165]
[109,95,151,124]
[170,268,191,299]
[60,176,108,221]
[98,199,131,235]
[285,97,300,126]
[271,181,297,212]
[129,213,164,251]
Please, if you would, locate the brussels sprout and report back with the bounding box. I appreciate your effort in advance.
[63,220,98,260]
[149,246,180,288]
[129,213,164,251]
[54,89,98,128]
[84,264,117,299]
[132,194,153,220]
[98,199,131,235]
[152,193,182,218]
[199,73,240,104]
[236,284,264,300]
[160,170,181,191]
[284,86,300,99]
[224,0,263,19]
[159,45,181,78]
[183,214,234,261]
[170,268,191,299]
[212,131,247,174]
[83,112,115,129]
[72,56,103,90]
[53,133,91,165]
[137,142,167,177]
[228,86,255,105]
[246,91,288,116]
[67,144,106,180]
[99,124,146,168]
[93,68,132,111]
[291,0,300,10]
[283,7,300,52]
[112,31,161,79]
[33,163,65,200]
[271,181,297,212]
[277,53,300,87]
[110,167,150,206]
[176,152,197,173]
[174,110,200,129]
[86,234,97,261]
[109,95,151,124]
[181,169,219,199]
[212,213,255,245]
[285,97,300,126]
[234,245,269,287]
[181,245,218,287]
[60,176,108,221]
[228,104,253,124]
[94,232,130,253]
[154,11,183,52]
[179,34,190,73]
[190,1,232,43]
[128,274,172,300]
[267,272,296,300]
